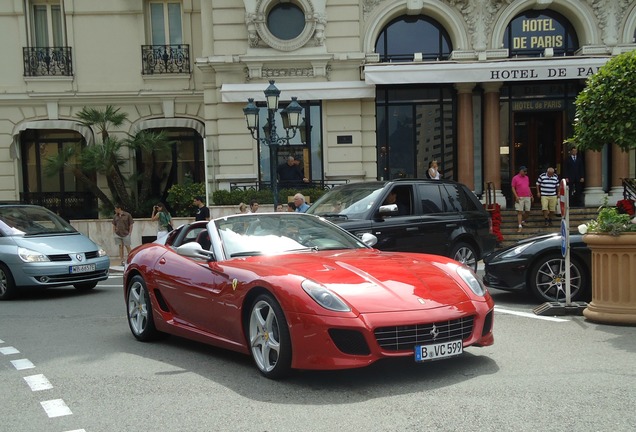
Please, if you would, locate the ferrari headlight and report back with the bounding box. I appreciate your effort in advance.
[18,247,50,263]
[499,242,533,259]
[456,266,486,297]
[301,279,351,312]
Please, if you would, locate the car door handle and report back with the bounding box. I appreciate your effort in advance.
[406,227,419,231]
[446,224,459,228]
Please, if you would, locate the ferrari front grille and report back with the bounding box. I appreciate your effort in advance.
[374,316,475,351]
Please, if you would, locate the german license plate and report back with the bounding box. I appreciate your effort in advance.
[70,264,95,274]
[415,340,463,362]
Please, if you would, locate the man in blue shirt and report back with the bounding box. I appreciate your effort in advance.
[293,193,310,213]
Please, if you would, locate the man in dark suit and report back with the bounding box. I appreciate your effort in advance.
[565,146,585,207]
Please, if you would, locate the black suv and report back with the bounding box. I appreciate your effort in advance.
[306,179,496,270]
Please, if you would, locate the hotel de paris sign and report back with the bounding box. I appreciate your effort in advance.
[364,57,610,85]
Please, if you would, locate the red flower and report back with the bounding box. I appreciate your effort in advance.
[617,199,635,216]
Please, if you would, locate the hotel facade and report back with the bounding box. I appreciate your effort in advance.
[1,0,635,219]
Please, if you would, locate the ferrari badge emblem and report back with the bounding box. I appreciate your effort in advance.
[232,278,238,291]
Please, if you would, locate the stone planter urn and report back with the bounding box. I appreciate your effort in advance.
[582,233,636,325]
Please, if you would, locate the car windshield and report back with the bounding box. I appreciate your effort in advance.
[214,213,368,258]
[0,206,77,236]
[305,184,386,219]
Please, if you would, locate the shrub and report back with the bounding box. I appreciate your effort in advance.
[166,182,206,217]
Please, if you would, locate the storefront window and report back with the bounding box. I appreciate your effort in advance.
[376,86,455,180]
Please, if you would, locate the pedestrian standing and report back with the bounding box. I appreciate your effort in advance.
[511,166,533,233]
[565,146,585,207]
[112,204,134,266]
[151,202,172,240]
[193,196,210,221]
[536,167,559,226]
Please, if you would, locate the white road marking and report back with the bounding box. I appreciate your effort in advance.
[40,399,73,418]
[0,346,20,355]
[495,305,569,322]
[0,339,4,343]
[65,430,87,432]
[24,374,53,391]
[11,358,35,370]
[98,285,123,288]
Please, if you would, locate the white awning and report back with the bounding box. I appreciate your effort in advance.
[364,57,611,85]
[221,81,375,102]
[12,120,94,144]
[130,118,205,137]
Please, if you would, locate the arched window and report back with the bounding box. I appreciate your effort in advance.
[375,15,452,62]
[504,10,578,57]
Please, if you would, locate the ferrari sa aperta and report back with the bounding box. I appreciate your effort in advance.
[483,232,591,303]
[123,213,494,379]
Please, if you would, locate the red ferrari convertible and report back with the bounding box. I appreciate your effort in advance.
[124,212,494,379]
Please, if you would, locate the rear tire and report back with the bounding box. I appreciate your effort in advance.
[451,242,478,271]
[528,253,589,302]
[0,263,17,300]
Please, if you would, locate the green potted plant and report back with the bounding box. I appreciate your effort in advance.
[569,50,636,325]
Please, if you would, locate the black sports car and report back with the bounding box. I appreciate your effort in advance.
[483,233,591,302]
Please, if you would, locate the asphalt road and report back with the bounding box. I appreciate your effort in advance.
[1,273,635,432]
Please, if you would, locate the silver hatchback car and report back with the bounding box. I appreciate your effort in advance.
[0,204,110,300]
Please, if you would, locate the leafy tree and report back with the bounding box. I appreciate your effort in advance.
[571,51,636,152]
[45,105,173,217]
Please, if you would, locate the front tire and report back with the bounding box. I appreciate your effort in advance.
[127,275,161,341]
[529,253,588,302]
[451,242,478,271]
[248,293,292,379]
[0,264,17,300]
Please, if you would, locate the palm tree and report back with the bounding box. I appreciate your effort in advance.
[45,105,174,216]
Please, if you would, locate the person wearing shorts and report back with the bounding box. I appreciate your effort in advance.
[112,204,134,265]
[536,167,559,227]
[511,166,533,233]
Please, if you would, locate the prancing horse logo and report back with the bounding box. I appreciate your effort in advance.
[430,324,440,340]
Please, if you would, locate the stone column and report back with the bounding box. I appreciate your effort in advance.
[583,150,604,207]
[482,83,504,206]
[609,144,630,205]
[455,83,475,190]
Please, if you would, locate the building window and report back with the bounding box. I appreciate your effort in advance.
[376,86,456,181]
[149,1,182,45]
[30,0,65,47]
[267,3,305,40]
[19,129,97,219]
[504,10,578,58]
[136,128,204,202]
[375,15,452,62]
[256,102,323,189]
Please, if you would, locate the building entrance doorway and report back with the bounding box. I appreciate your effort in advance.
[512,111,564,189]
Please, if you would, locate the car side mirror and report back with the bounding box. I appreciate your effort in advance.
[360,232,378,247]
[176,242,215,261]
[376,204,398,219]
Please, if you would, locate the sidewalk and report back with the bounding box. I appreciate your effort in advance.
[109,257,125,273]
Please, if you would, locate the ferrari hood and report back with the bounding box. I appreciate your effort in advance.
[264,249,472,313]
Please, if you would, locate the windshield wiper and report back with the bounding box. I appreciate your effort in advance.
[230,251,265,257]
[319,213,348,219]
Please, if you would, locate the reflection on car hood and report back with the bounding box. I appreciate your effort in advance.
[10,233,100,254]
[243,249,471,313]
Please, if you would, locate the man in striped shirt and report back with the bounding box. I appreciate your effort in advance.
[536,167,559,227]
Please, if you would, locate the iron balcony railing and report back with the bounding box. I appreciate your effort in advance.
[23,46,73,77]
[141,44,190,75]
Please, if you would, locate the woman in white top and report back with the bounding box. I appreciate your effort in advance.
[151,202,172,240]
[427,160,441,180]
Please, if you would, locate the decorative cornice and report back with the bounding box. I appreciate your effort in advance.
[447,0,512,52]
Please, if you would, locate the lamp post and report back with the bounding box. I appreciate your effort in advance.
[243,80,303,210]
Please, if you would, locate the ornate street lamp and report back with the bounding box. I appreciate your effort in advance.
[243,80,303,209]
